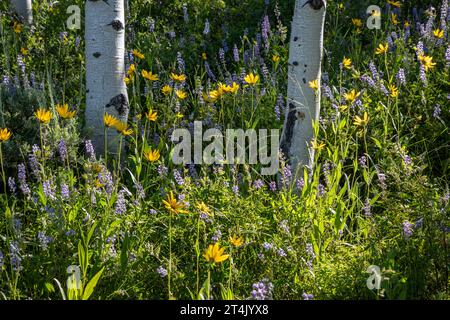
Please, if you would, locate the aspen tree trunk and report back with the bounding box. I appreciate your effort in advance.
[85,0,129,156]
[280,0,326,178]
[10,0,33,25]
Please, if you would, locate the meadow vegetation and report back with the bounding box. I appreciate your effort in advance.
[0,0,448,300]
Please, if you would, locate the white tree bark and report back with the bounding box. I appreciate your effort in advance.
[10,0,33,25]
[280,0,326,177]
[85,0,129,156]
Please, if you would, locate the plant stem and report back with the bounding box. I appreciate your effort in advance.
[0,143,6,193]
[249,88,255,127]
[207,267,211,300]
[196,214,200,294]
[116,135,123,179]
[138,119,149,182]
[39,124,46,178]
[168,212,172,298]
[104,127,108,165]
[228,247,233,292]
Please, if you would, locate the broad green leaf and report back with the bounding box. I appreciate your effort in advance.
[82,267,105,300]
[87,221,98,244]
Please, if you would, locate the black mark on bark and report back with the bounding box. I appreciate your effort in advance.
[108,20,124,31]
[280,104,297,160]
[105,94,129,116]
[302,0,325,10]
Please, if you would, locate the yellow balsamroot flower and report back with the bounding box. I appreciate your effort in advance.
[419,55,436,71]
[170,73,187,82]
[132,49,145,59]
[196,201,211,215]
[163,191,187,214]
[103,113,119,128]
[229,235,244,247]
[354,112,369,127]
[145,110,158,122]
[311,139,326,151]
[244,73,260,85]
[21,47,28,55]
[404,21,411,28]
[391,13,399,25]
[0,128,12,142]
[229,82,240,94]
[344,89,361,103]
[387,0,401,8]
[127,64,136,75]
[112,120,126,132]
[203,243,229,264]
[309,79,319,91]
[161,84,173,95]
[272,54,280,63]
[124,76,132,85]
[13,21,22,34]
[143,148,160,162]
[210,90,222,100]
[389,84,399,98]
[56,104,76,119]
[375,43,389,55]
[342,57,352,69]
[175,90,188,100]
[114,121,133,136]
[202,93,215,103]
[35,108,52,124]
[352,18,363,28]
[218,82,231,95]
[120,128,134,136]
[433,29,444,39]
[203,90,221,103]
[221,82,239,95]
[224,83,235,94]
[142,70,159,81]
